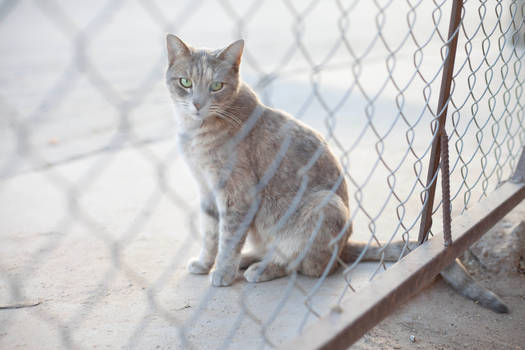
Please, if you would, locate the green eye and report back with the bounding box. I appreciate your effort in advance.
[179,78,192,88]
[210,81,224,91]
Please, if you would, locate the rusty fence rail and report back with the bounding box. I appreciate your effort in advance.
[1,1,525,349]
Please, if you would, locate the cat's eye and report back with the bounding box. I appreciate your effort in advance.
[210,81,224,92]
[179,78,192,88]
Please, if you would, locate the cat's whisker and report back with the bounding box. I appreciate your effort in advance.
[210,104,250,112]
[224,104,250,110]
[212,111,242,127]
[207,107,243,126]
[219,111,242,125]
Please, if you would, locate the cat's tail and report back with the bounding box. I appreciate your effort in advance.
[440,259,508,313]
[341,241,509,313]
[341,240,416,262]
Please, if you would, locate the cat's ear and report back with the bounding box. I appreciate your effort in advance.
[166,34,191,65]
[218,39,244,71]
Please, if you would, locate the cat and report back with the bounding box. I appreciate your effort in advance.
[165,34,508,313]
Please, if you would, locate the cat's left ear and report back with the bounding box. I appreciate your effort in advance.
[219,39,244,71]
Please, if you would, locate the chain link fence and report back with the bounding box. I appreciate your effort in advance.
[1,0,524,349]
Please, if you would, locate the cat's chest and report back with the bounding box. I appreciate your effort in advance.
[178,129,232,173]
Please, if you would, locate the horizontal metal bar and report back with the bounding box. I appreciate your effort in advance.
[280,181,525,350]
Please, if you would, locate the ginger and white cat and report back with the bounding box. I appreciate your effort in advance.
[165,34,508,313]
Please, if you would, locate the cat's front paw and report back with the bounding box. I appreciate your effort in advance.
[188,258,212,274]
[210,268,236,287]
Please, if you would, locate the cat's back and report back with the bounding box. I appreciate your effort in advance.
[250,103,348,204]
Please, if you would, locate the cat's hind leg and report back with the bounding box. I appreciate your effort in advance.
[242,190,350,283]
[297,191,350,278]
[239,253,262,270]
[239,228,266,269]
[242,244,291,282]
[244,261,288,282]
[241,231,289,282]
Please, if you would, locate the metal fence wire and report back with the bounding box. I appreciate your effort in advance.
[1,0,524,349]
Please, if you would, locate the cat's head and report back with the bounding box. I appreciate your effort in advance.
[165,34,244,122]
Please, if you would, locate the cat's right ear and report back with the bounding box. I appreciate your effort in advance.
[166,34,191,65]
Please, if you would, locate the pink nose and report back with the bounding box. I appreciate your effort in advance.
[194,102,201,110]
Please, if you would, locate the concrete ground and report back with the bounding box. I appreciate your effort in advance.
[1,139,523,349]
[355,204,525,350]
[1,1,524,349]
[1,142,524,349]
[0,138,399,349]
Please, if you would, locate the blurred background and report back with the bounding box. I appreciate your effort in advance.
[1,1,524,349]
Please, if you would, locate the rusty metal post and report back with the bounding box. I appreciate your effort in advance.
[418,0,464,244]
[441,132,452,246]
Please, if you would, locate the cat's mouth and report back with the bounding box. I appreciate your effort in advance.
[188,110,206,120]
[178,107,206,121]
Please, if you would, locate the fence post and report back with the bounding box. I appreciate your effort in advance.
[417,0,464,245]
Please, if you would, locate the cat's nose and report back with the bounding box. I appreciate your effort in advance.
[193,102,201,111]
